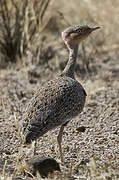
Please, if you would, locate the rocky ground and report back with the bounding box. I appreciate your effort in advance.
[0,49,119,179]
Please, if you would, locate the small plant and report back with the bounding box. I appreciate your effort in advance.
[0,0,52,63]
[0,0,27,62]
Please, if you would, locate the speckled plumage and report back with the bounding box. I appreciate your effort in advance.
[23,75,86,144]
[22,25,100,160]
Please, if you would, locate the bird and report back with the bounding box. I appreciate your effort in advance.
[22,25,100,162]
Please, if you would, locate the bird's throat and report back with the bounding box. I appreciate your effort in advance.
[62,44,78,79]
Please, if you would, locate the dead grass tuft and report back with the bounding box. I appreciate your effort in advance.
[0,0,59,66]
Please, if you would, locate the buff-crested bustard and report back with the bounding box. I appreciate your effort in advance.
[22,25,100,162]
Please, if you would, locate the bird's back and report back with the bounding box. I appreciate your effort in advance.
[23,75,86,143]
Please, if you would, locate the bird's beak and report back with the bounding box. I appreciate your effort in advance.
[91,26,100,32]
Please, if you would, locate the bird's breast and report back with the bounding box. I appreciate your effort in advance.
[23,76,86,141]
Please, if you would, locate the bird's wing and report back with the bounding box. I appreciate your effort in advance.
[23,77,68,128]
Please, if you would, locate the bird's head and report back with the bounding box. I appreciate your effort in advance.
[62,25,100,49]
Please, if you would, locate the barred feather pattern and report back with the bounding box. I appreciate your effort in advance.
[23,75,86,144]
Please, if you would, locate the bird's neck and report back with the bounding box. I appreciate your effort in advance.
[62,44,78,79]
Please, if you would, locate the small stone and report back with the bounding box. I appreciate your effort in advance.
[26,156,61,178]
[76,126,86,133]
[29,79,37,84]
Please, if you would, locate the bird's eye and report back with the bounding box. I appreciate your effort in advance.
[75,28,82,33]
[76,29,80,33]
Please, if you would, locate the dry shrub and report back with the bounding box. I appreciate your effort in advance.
[0,0,28,63]
[0,0,57,65]
[0,0,119,71]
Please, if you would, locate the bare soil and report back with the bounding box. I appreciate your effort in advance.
[0,49,119,179]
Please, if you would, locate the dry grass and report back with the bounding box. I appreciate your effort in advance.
[0,0,119,179]
[0,157,119,179]
[0,0,119,69]
[0,0,57,65]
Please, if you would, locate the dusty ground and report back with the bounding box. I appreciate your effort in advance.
[0,47,119,179]
[0,0,119,179]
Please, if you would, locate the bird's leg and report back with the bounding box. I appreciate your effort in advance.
[25,140,37,157]
[57,122,69,162]
[57,125,65,162]
[33,140,37,155]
